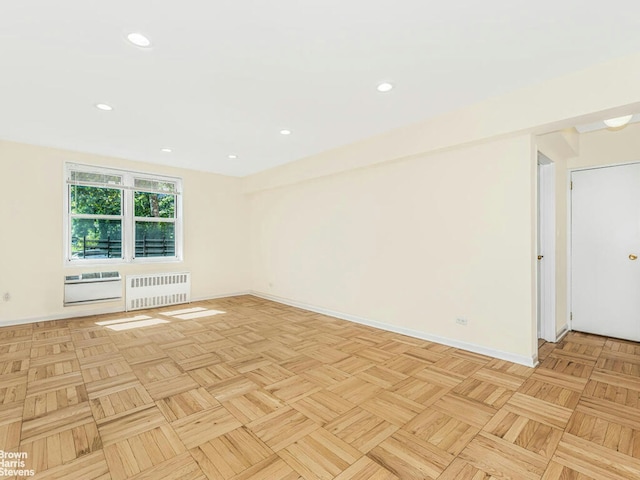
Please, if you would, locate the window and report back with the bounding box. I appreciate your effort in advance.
[65,164,182,264]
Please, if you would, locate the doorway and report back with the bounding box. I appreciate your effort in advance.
[537,153,556,342]
[571,162,640,341]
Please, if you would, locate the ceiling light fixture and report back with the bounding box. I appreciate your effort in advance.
[280,129,291,135]
[161,148,172,153]
[95,103,113,111]
[127,32,152,48]
[228,154,237,159]
[603,115,633,128]
[377,82,393,92]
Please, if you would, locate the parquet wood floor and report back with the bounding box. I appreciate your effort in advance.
[1,296,639,479]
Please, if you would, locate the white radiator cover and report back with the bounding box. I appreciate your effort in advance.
[126,272,191,311]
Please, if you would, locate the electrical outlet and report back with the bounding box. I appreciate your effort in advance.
[2,292,10,302]
[456,317,468,326]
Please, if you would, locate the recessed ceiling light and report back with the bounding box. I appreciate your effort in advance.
[161,148,172,153]
[127,32,152,48]
[280,129,291,135]
[603,115,633,128]
[228,154,237,159]
[95,103,113,111]
[377,82,393,92]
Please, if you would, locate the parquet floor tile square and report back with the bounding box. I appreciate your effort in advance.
[452,377,514,409]
[90,382,154,421]
[518,376,583,409]
[0,404,22,451]
[222,389,285,424]
[368,428,454,480]
[325,406,397,454]
[207,376,260,402]
[355,365,408,389]
[483,408,563,458]
[190,363,240,387]
[23,420,101,467]
[26,450,111,480]
[30,341,74,358]
[362,391,425,427]
[21,403,94,443]
[300,364,351,388]
[333,456,398,480]
[81,359,134,386]
[538,355,594,378]
[264,375,322,403]
[385,352,432,373]
[502,392,574,429]
[97,405,167,446]
[327,376,383,404]
[190,426,273,480]
[23,384,89,420]
[432,392,498,429]
[0,372,28,405]
[125,451,207,480]
[582,369,640,408]
[103,424,186,480]
[458,432,547,480]
[156,387,220,422]
[244,364,295,388]
[404,408,479,455]
[278,427,361,480]
[330,356,373,375]
[132,358,184,385]
[389,377,449,405]
[553,432,640,480]
[247,406,319,451]
[290,389,355,426]
[540,460,597,480]
[566,396,640,457]
[229,454,301,480]
[171,404,242,449]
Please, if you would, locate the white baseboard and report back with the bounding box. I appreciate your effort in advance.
[191,291,251,302]
[0,291,251,328]
[250,291,538,367]
[555,325,570,342]
[0,304,125,327]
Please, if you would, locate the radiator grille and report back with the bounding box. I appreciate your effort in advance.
[126,273,191,311]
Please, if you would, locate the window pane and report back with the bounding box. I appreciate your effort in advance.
[134,178,176,193]
[70,170,122,185]
[134,192,175,218]
[71,219,122,259]
[71,185,122,215]
[135,222,175,257]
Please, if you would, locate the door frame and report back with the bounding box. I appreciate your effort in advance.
[538,153,556,342]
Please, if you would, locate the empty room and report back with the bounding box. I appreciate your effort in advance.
[1,1,640,479]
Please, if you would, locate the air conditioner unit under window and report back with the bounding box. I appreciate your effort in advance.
[64,271,122,305]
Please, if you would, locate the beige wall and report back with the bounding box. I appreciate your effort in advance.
[248,135,538,363]
[0,140,249,324]
[570,122,640,170]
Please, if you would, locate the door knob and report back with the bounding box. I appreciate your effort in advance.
[630,254,638,260]
[537,255,544,260]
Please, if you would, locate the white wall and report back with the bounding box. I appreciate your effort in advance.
[0,140,249,324]
[248,135,537,364]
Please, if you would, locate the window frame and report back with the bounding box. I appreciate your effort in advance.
[64,163,183,265]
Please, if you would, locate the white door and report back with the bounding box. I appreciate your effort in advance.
[572,163,640,341]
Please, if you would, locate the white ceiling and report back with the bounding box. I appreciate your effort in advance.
[1,1,640,176]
